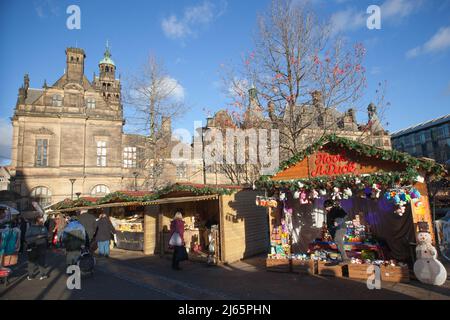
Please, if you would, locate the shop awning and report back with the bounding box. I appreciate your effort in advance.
[51,194,220,213]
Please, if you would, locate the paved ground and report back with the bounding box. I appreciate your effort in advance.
[1,248,449,300]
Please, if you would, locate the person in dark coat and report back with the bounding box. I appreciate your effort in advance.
[96,213,116,258]
[44,214,56,247]
[19,217,29,253]
[25,216,49,280]
[78,210,97,247]
[324,199,349,261]
[170,212,186,270]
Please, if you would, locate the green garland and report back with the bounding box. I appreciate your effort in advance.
[256,168,421,191]
[52,184,237,210]
[278,134,446,177]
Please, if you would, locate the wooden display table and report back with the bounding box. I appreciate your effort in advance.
[381,265,410,283]
[317,261,348,278]
[266,258,290,273]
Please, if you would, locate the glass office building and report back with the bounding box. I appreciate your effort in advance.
[391,114,450,165]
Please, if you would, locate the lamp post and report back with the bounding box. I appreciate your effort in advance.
[69,179,76,200]
[133,172,139,191]
[75,192,81,200]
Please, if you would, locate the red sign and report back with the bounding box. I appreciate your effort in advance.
[310,152,358,177]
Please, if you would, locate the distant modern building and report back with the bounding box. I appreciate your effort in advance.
[391,114,450,164]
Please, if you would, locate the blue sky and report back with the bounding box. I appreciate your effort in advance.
[1,0,450,165]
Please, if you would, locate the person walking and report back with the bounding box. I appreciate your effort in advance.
[55,213,67,248]
[19,217,29,253]
[169,212,187,270]
[95,213,116,258]
[324,199,349,262]
[25,216,49,280]
[44,214,56,248]
[62,214,87,266]
[78,210,97,248]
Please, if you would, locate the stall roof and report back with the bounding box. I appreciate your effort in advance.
[52,194,220,213]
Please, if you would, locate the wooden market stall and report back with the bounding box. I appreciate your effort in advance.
[50,183,269,264]
[257,135,446,281]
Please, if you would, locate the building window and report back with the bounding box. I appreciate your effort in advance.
[35,139,48,167]
[176,163,187,180]
[86,97,96,109]
[91,184,110,197]
[52,94,63,107]
[123,147,137,168]
[30,186,52,208]
[96,141,107,167]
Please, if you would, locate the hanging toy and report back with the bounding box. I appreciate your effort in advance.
[372,184,381,199]
[364,186,372,198]
[299,191,310,204]
[298,182,305,189]
[342,188,353,199]
[355,178,361,185]
[310,189,319,200]
[410,188,421,199]
[279,192,286,201]
[293,190,300,199]
[331,187,342,201]
[394,204,406,216]
[319,189,327,196]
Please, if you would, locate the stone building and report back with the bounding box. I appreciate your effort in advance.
[204,89,391,185]
[0,167,11,191]
[10,46,202,209]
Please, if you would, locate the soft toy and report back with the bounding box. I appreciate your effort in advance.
[410,188,421,199]
[394,204,406,216]
[319,189,327,196]
[299,191,310,204]
[298,182,305,189]
[371,184,381,199]
[364,186,372,198]
[331,187,342,200]
[293,190,300,199]
[310,189,319,200]
[413,232,447,286]
[279,192,286,201]
[342,188,353,199]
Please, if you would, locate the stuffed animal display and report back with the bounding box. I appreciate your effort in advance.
[413,231,447,286]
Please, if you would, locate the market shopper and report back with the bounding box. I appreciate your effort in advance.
[324,200,349,262]
[55,213,67,247]
[18,216,29,253]
[95,213,116,258]
[169,212,187,270]
[78,209,97,248]
[62,215,87,266]
[44,214,56,247]
[25,216,49,280]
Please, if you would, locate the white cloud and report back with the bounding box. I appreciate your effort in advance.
[0,118,12,165]
[162,15,191,39]
[407,26,450,58]
[160,76,185,102]
[161,1,227,40]
[329,0,422,35]
[330,8,366,35]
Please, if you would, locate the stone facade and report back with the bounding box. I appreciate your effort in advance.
[10,46,202,209]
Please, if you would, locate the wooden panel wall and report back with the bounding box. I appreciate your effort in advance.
[143,205,158,255]
[221,190,269,263]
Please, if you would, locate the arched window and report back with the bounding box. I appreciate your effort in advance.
[105,66,109,72]
[30,186,52,208]
[91,185,110,197]
[52,94,63,107]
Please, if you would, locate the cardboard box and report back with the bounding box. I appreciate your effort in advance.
[2,254,18,267]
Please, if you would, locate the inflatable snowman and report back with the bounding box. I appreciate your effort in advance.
[413,231,447,286]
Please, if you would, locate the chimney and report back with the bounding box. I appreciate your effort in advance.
[268,101,276,121]
[66,47,86,83]
[161,116,172,136]
[311,90,324,108]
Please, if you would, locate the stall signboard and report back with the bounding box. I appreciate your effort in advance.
[308,151,359,177]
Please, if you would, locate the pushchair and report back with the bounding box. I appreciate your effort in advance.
[77,247,95,277]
